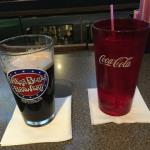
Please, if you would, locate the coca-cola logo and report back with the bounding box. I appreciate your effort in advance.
[99,54,133,68]
[7,69,49,101]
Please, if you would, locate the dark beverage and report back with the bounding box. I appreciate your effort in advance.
[13,65,54,123]
[0,35,55,126]
[5,50,55,126]
[92,19,149,116]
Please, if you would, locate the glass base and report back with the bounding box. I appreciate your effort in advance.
[25,113,55,127]
[99,105,131,116]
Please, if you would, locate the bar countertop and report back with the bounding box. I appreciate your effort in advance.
[0,50,150,150]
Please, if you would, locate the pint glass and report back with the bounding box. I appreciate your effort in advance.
[92,19,149,116]
[0,35,55,126]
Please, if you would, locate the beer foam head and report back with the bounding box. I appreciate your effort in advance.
[1,50,53,73]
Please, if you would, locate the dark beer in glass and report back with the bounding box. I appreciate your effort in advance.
[0,35,55,126]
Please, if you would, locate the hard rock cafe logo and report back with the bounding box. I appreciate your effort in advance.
[7,69,49,103]
[99,54,133,68]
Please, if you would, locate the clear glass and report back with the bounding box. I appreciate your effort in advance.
[0,35,55,127]
[92,19,149,116]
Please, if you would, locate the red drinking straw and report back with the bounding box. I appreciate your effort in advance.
[110,4,115,31]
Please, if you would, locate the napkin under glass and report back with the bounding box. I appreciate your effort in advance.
[0,96,72,146]
[88,88,150,125]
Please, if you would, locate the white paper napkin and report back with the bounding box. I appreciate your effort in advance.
[0,96,72,146]
[88,88,150,125]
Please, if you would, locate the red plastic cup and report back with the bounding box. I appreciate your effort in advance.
[92,19,149,116]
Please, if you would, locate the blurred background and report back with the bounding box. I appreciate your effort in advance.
[1,0,149,53]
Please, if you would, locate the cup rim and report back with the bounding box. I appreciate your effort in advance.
[92,18,150,33]
[0,34,53,56]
